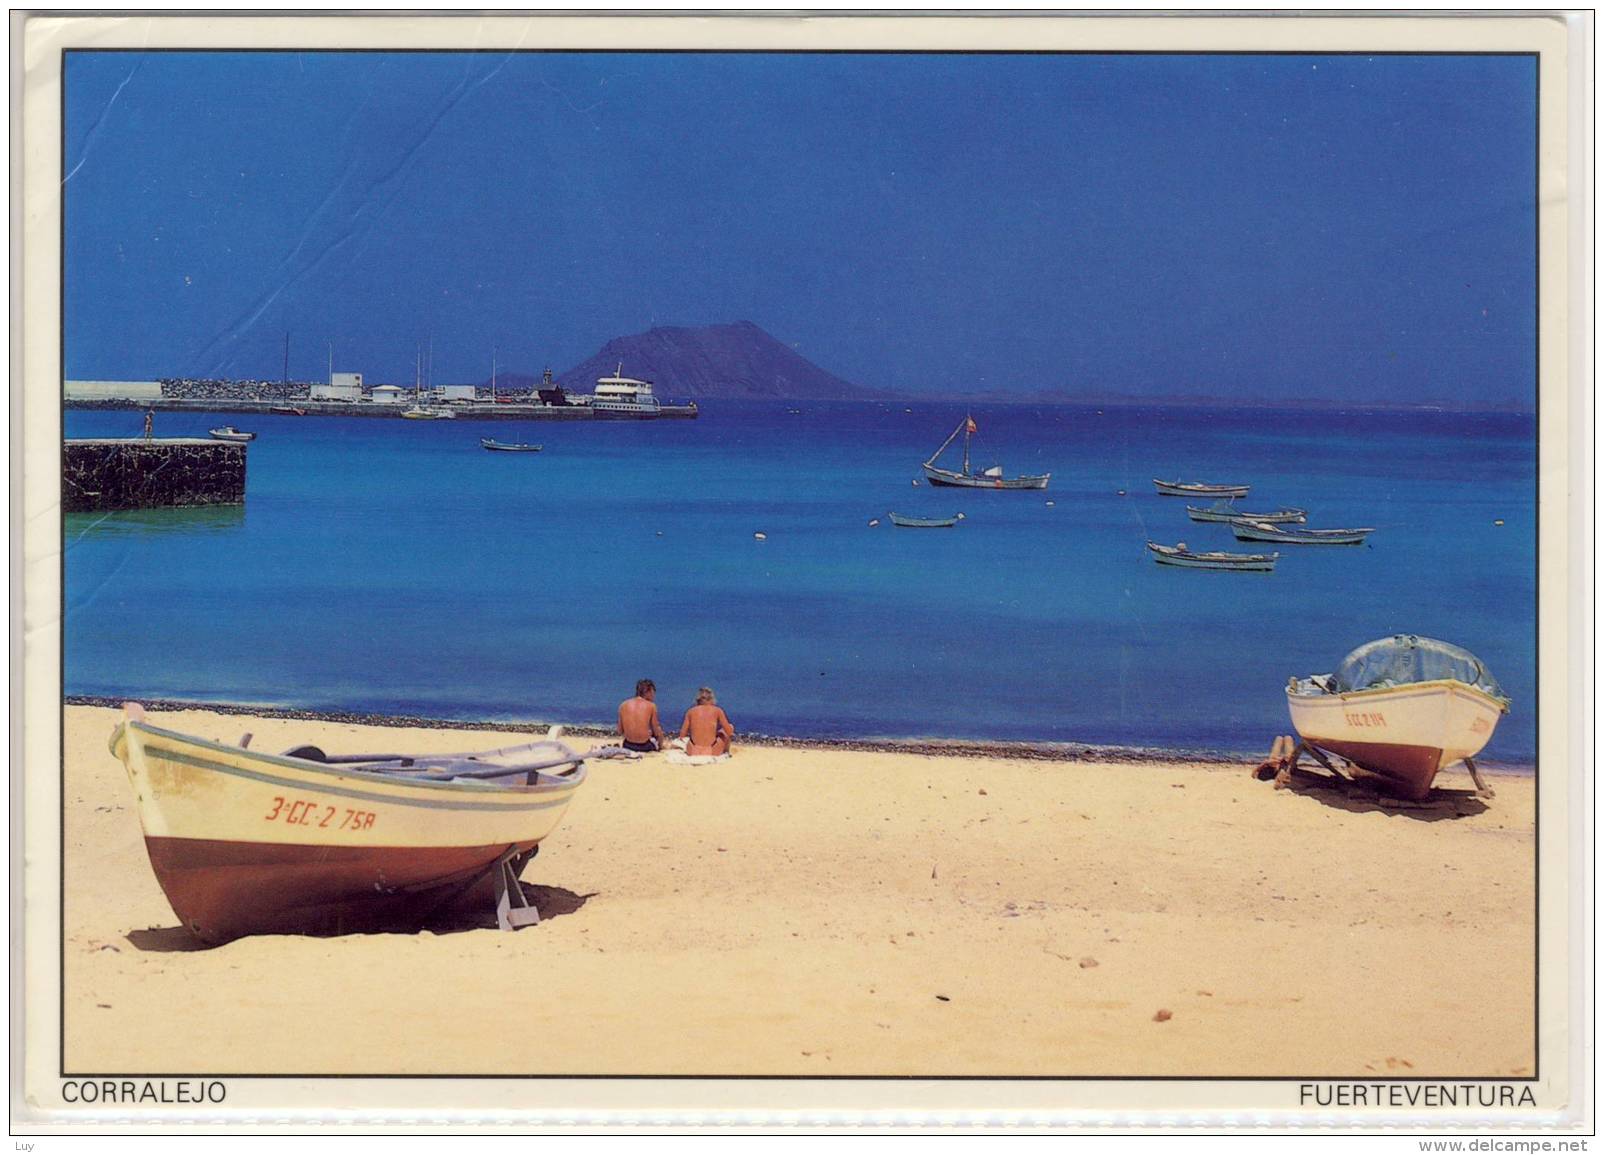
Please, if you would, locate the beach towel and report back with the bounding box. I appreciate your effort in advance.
[663,749,731,766]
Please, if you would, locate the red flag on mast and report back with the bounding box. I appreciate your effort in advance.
[965,416,977,434]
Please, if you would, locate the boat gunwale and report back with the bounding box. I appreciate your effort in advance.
[1284,678,1510,715]
[1185,504,1306,521]
[114,719,588,797]
[1230,519,1374,537]
[1152,478,1249,492]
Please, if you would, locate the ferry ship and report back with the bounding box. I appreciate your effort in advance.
[586,365,663,417]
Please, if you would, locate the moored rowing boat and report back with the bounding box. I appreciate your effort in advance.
[1186,501,1306,524]
[481,438,543,452]
[1153,479,1249,498]
[1146,541,1278,571]
[1230,519,1373,545]
[888,512,960,528]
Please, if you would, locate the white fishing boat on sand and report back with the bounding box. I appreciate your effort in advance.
[1285,636,1509,800]
[108,704,587,942]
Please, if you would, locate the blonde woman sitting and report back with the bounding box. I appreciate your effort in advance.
[678,686,735,757]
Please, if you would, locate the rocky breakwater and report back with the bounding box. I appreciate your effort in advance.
[64,438,246,512]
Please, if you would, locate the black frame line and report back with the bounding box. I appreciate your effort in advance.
[55,44,1545,1086]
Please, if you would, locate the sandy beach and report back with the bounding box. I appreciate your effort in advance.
[62,703,1535,1078]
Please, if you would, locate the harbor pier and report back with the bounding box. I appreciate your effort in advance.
[63,438,246,512]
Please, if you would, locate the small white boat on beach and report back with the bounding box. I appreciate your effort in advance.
[108,704,587,943]
[208,426,255,442]
[1286,635,1509,800]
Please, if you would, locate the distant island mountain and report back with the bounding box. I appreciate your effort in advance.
[548,321,871,401]
[473,320,1531,413]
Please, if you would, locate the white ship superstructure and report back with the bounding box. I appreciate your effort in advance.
[588,365,662,415]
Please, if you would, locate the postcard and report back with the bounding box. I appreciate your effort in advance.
[12,10,1593,1135]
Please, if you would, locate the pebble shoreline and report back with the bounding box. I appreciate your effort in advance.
[67,694,1253,765]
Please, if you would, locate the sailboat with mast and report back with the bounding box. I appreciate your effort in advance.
[921,415,1050,490]
[402,340,452,419]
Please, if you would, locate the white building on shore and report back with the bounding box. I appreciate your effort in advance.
[312,371,362,403]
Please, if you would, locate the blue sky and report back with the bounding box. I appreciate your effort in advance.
[64,51,1537,407]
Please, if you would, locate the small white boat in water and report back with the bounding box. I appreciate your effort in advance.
[208,426,256,442]
[1147,542,1278,571]
[1187,500,1305,524]
[1231,519,1373,545]
[1153,478,1249,498]
[922,416,1050,490]
[1286,635,1509,800]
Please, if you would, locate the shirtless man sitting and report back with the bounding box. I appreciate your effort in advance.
[678,686,735,757]
[617,679,666,753]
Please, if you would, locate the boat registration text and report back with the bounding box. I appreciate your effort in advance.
[1343,711,1389,728]
[264,796,377,830]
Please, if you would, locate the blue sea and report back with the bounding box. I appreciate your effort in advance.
[63,402,1537,762]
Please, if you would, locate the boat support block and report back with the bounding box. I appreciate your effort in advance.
[1276,741,1350,789]
[492,848,541,931]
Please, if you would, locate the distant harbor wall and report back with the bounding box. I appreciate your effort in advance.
[63,397,698,420]
[64,438,246,512]
[63,380,163,401]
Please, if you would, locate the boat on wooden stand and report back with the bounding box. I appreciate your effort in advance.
[109,704,588,943]
[1284,635,1509,800]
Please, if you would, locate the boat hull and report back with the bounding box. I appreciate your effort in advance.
[481,439,542,452]
[1153,480,1249,498]
[1147,543,1277,571]
[142,835,538,942]
[1186,505,1305,524]
[1286,680,1506,799]
[923,464,1049,490]
[111,719,584,942]
[1231,522,1372,545]
[889,513,959,528]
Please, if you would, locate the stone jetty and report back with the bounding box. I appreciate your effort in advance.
[63,438,245,512]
